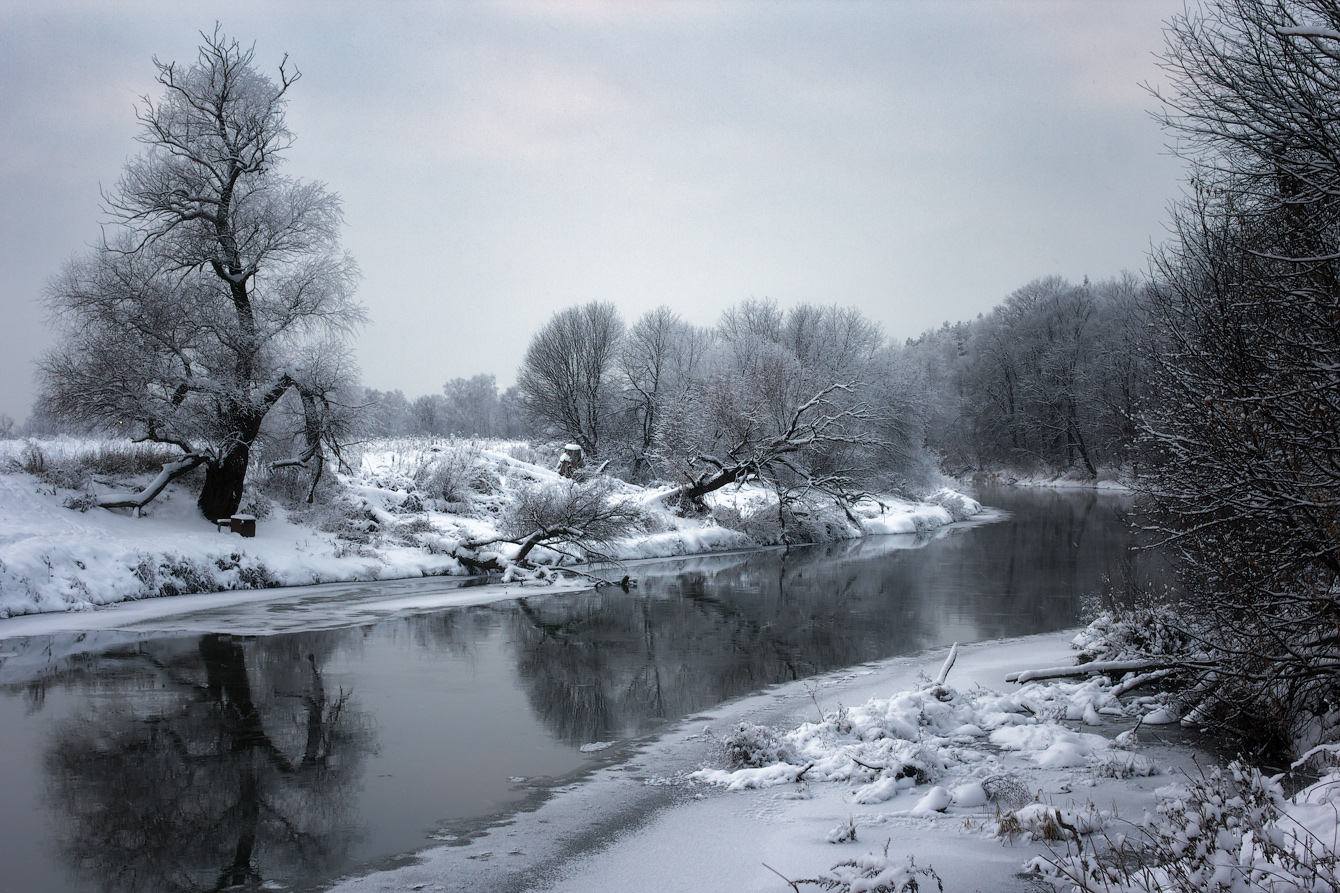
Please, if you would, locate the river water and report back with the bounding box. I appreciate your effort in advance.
[0,487,1141,893]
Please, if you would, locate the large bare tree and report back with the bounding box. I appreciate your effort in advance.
[39,28,363,521]
[516,302,623,457]
[617,306,709,480]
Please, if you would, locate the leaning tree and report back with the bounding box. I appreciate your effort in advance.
[39,27,363,521]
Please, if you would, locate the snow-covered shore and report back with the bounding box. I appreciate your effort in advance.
[324,631,1339,893]
[0,438,981,618]
[968,467,1134,493]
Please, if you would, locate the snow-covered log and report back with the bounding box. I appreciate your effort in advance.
[1005,657,1180,684]
[96,456,205,515]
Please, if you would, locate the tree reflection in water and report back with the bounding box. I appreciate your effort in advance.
[509,488,1143,746]
[44,633,373,892]
[509,543,942,746]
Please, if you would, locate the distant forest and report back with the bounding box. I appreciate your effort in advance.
[343,272,1149,488]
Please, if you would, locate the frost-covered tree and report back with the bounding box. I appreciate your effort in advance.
[908,275,1147,475]
[363,388,413,437]
[443,373,502,437]
[516,302,623,457]
[1142,0,1340,755]
[38,28,363,521]
[656,301,899,513]
[617,306,710,479]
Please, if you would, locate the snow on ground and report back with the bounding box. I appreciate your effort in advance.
[0,437,981,618]
[970,467,1134,493]
[322,631,1338,893]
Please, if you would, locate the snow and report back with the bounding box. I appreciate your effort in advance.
[0,437,982,619]
[305,633,1168,892]
[971,467,1134,492]
[313,630,1337,893]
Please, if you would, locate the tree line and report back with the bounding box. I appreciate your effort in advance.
[906,273,1149,477]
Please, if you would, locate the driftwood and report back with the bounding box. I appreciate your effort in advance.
[1004,657,1180,685]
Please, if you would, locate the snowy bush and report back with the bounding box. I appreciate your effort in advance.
[288,496,378,544]
[982,773,1033,810]
[238,488,272,521]
[1034,763,1339,893]
[782,501,857,546]
[795,847,942,892]
[721,721,794,768]
[415,441,498,509]
[1000,803,1104,844]
[1,437,188,493]
[257,460,338,507]
[505,440,545,467]
[1091,753,1159,780]
[502,476,650,560]
[1074,605,1195,664]
[128,552,276,597]
[707,498,849,547]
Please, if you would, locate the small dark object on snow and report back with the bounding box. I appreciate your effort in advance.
[215,515,256,537]
[557,443,584,478]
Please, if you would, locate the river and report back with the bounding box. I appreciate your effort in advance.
[0,486,1142,893]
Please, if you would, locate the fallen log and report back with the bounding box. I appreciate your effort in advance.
[97,456,205,516]
[1005,657,1180,684]
[1110,667,1180,697]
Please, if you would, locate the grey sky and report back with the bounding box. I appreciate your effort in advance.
[0,0,1187,423]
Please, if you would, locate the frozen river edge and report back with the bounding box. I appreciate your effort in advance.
[324,630,1202,893]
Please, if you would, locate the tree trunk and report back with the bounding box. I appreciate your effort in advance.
[678,465,745,504]
[198,443,251,521]
[1069,414,1098,476]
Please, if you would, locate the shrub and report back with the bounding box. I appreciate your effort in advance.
[795,847,942,893]
[502,476,650,561]
[1036,762,1339,893]
[415,441,498,508]
[721,721,793,768]
[981,773,1032,810]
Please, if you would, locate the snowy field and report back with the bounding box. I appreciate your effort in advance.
[0,437,980,618]
[323,631,1340,893]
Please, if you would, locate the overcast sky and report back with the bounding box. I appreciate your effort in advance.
[0,0,1188,423]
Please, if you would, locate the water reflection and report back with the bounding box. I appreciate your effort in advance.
[43,634,373,892]
[506,487,1136,745]
[0,486,1142,892]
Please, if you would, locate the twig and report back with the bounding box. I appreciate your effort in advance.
[805,682,825,723]
[762,862,801,893]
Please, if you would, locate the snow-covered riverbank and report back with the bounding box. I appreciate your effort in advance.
[325,631,1338,893]
[0,438,980,618]
[968,467,1134,493]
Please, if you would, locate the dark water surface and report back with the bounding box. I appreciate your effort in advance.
[0,487,1140,893]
